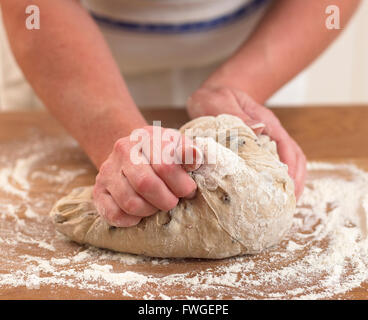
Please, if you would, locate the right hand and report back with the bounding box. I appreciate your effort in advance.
[93,126,202,227]
[188,87,306,199]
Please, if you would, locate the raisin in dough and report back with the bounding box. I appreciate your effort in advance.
[50,115,296,259]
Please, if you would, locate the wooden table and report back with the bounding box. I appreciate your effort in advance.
[0,107,368,300]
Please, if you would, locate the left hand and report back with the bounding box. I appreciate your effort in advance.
[187,86,306,199]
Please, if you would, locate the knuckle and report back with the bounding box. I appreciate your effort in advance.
[142,126,154,136]
[135,174,154,193]
[122,197,140,215]
[99,161,113,177]
[214,87,232,97]
[113,138,128,155]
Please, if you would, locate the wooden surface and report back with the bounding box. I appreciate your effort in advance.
[0,106,368,299]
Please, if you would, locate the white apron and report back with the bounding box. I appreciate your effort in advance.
[0,0,270,111]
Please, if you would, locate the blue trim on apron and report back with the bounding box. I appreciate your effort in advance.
[90,0,269,34]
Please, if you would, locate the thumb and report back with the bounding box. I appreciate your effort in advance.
[238,115,266,136]
[175,136,204,172]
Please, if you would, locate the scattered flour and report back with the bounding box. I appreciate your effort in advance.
[37,241,56,252]
[1,138,368,300]
[0,168,28,198]
[31,168,88,191]
[12,154,43,191]
[24,206,38,219]
[72,251,92,263]
[50,258,71,266]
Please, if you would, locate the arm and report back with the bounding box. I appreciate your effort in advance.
[2,0,198,227]
[188,0,360,199]
[1,0,146,168]
[203,0,361,104]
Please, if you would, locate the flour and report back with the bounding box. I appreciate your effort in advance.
[190,136,293,254]
[13,154,43,191]
[24,206,38,219]
[37,241,56,252]
[1,140,368,299]
[31,168,88,191]
[0,168,28,198]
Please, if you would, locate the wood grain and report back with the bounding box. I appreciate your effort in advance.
[0,106,367,299]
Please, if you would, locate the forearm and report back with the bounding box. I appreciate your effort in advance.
[1,0,146,168]
[204,0,361,104]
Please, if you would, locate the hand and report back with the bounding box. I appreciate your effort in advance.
[93,126,202,227]
[187,86,306,199]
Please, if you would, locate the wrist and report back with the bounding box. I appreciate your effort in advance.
[201,72,265,105]
[81,102,147,169]
[201,41,278,105]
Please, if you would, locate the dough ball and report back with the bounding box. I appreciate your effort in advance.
[50,115,296,258]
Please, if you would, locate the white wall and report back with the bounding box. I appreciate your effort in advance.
[268,1,368,106]
[1,2,367,109]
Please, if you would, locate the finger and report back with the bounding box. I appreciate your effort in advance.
[147,131,198,198]
[294,147,307,200]
[265,124,304,199]
[106,173,158,217]
[151,163,197,198]
[175,139,204,172]
[113,138,179,211]
[95,152,157,216]
[248,121,266,136]
[233,89,274,124]
[189,87,265,136]
[122,152,179,212]
[93,189,142,227]
[275,137,298,181]
[230,112,266,136]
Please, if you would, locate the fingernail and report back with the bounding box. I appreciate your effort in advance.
[185,189,197,200]
[250,122,266,129]
[176,144,204,172]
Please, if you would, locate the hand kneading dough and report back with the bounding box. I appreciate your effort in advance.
[50,115,296,259]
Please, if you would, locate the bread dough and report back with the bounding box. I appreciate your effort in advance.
[50,115,296,259]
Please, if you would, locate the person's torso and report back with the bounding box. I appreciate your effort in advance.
[0,0,272,110]
[81,0,271,74]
